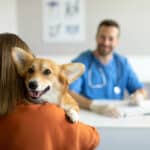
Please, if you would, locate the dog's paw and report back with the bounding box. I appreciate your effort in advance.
[66,109,79,123]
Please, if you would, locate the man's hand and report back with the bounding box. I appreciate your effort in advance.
[129,89,147,106]
[90,102,121,118]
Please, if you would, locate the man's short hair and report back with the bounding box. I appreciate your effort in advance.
[97,19,120,35]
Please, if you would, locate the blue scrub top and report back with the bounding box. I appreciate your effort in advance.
[69,50,143,100]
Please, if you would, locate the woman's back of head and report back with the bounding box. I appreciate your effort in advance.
[0,33,32,116]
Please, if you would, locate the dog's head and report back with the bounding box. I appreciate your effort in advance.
[12,47,85,103]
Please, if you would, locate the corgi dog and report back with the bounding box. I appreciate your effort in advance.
[12,47,85,123]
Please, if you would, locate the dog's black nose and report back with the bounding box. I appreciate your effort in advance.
[28,81,38,90]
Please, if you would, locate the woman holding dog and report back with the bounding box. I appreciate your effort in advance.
[0,33,99,150]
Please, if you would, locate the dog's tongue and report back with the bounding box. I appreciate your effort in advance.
[29,91,41,98]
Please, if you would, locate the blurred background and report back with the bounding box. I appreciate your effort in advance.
[1,0,150,83]
[1,0,150,149]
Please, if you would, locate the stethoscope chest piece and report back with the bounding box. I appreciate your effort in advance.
[114,86,121,95]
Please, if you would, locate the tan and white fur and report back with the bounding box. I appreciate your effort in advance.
[12,47,85,123]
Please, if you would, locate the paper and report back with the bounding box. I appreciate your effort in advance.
[93,99,150,118]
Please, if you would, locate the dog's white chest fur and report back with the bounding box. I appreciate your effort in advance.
[41,87,60,104]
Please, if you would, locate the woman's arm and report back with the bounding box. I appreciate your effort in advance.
[77,122,100,150]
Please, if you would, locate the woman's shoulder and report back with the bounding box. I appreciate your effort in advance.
[16,103,65,117]
[0,103,66,130]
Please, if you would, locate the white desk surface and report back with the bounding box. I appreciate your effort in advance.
[79,100,150,128]
[80,109,150,128]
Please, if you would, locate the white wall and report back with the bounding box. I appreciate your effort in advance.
[16,0,150,82]
[0,0,149,82]
[17,0,150,56]
[0,0,17,33]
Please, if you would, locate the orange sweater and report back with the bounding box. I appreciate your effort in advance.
[0,103,100,150]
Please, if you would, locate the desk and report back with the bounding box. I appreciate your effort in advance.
[80,102,150,150]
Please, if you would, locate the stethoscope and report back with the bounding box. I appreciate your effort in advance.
[87,56,121,95]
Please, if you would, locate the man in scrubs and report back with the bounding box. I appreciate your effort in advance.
[69,19,146,117]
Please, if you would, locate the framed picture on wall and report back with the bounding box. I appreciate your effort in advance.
[42,0,86,43]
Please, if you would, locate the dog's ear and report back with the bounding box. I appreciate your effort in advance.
[61,63,85,84]
[12,47,34,75]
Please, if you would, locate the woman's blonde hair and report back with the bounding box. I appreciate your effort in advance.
[0,33,32,115]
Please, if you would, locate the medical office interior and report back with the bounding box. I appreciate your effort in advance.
[1,0,150,149]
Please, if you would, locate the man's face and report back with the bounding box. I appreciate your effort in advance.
[96,26,119,56]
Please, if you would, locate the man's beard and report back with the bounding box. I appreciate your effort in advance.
[96,44,113,56]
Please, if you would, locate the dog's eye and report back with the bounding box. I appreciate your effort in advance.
[28,68,34,74]
[43,69,51,75]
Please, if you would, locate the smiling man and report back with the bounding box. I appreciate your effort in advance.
[69,19,146,117]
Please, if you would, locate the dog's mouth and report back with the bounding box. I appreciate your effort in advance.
[28,86,50,99]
